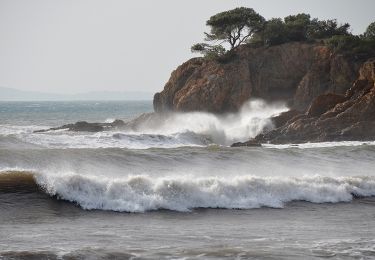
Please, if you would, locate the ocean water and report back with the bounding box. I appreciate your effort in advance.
[1,100,375,259]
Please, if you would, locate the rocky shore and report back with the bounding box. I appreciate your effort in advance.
[249,59,375,144]
[153,42,375,145]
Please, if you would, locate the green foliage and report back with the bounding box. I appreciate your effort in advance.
[326,35,360,51]
[364,21,375,39]
[192,7,372,61]
[307,19,350,39]
[191,43,226,60]
[259,15,350,46]
[191,7,265,59]
[262,18,288,45]
[326,35,375,59]
[284,13,311,41]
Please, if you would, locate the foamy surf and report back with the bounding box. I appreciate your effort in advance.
[126,99,288,146]
[2,171,375,213]
[2,100,375,259]
[3,100,287,149]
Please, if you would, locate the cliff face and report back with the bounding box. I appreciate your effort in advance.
[154,42,360,113]
[249,59,375,144]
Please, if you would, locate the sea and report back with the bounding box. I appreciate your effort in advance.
[1,100,375,260]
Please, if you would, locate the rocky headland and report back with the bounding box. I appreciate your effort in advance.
[153,42,375,145]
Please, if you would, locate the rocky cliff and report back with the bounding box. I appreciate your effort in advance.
[154,42,360,113]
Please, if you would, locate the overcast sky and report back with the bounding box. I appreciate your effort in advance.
[1,0,374,94]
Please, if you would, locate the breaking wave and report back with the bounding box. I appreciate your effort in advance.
[2,171,375,213]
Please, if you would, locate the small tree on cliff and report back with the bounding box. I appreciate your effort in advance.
[192,7,265,57]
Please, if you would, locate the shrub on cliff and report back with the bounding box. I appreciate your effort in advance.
[326,34,375,60]
[283,13,312,42]
[192,7,265,58]
[258,14,350,46]
[364,21,375,40]
[262,18,288,45]
[191,43,226,59]
[307,19,350,39]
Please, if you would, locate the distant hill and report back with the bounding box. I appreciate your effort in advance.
[0,87,152,101]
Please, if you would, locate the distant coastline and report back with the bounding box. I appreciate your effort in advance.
[0,87,152,101]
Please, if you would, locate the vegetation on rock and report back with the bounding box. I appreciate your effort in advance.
[191,7,265,58]
[192,7,374,61]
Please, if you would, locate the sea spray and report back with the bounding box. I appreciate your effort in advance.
[12,99,288,149]
[127,99,288,146]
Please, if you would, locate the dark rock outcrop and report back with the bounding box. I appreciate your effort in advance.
[33,113,168,134]
[154,42,360,113]
[231,140,262,147]
[34,120,126,133]
[270,110,302,128]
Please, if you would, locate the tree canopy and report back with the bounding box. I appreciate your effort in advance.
[192,7,373,60]
[261,14,350,45]
[191,7,265,57]
[284,13,311,41]
[308,19,350,39]
[205,7,265,49]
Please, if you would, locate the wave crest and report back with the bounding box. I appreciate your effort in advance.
[32,172,375,212]
[2,171,375,212]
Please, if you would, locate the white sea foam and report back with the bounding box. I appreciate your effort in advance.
[33,172,375,212]
[7,99,287,149]
[104,118,116,123]
[16,131,209,149]
[130,99,287,146]
[0,124,51,136]
[263,141,375,149]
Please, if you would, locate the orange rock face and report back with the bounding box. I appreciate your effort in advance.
[154,42,359,113]
[307,93,347,117]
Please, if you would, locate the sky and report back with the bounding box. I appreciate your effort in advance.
[0,0,374,95]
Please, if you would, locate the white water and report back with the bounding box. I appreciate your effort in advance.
[2,99,375,213]
[32,172,375,212]
[2,100,375,259]
[128,99,288,145]
[3,100,287,149]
